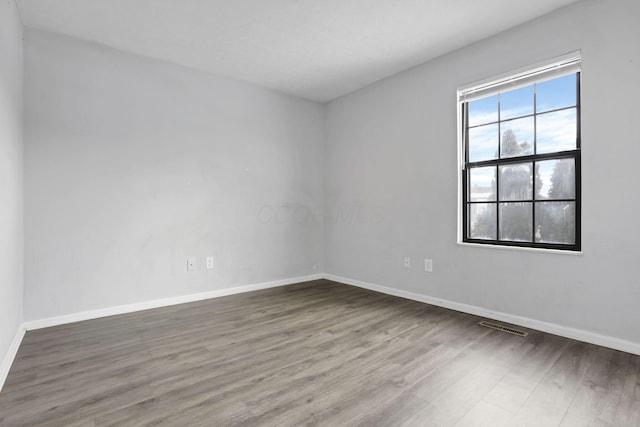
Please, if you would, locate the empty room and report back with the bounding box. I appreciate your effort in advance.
[1,0,639,425]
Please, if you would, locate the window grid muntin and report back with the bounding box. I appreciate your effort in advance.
[467,104,577,130]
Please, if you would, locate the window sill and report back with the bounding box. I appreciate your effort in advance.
[457,241,583,256]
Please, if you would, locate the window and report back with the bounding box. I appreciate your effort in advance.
[459,54,581,251]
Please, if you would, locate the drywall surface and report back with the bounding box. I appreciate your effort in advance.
[325,0,640,344]
[24,29,324,320]
[0,0,24,372]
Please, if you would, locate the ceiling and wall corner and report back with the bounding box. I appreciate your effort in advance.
[15,0,581,103]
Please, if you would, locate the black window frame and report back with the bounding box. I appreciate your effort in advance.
[461,71,581,252]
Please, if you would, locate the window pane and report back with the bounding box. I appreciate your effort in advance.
[500,85,533,120]
[500,117,534,158]
[499,202,532,242]
[468,95,498,127]
[469,167,496,201]
[468,124,499,162]
[536,73,576,113]
[536,109,577,154]
[469,203,496,240]
[535,159,575,200]
[535,202,575,244]
[499,163,532,201]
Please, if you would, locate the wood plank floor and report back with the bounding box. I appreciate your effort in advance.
[1,279,639,426]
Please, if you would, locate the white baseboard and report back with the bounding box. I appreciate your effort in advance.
[0,325,26,392]
[23,273,324,331]
[324,273,640,356]
[13,270,640,380]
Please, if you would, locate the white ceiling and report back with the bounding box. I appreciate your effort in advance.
[16,0,581,102]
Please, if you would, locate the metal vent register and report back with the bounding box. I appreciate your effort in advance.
[478,320,529,337]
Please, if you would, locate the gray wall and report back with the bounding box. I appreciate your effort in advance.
[24,29,324,321]
[325,0,640,344]
[0,0,24,368]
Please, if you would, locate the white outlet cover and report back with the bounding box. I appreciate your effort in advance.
[403,257,411,268]
[424,259,433,272]
[187,257,197,271]
[206,257,214,269]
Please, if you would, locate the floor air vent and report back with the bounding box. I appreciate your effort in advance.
[478,321,529,337]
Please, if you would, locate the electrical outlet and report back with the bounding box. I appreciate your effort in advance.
[187,257,197,272]
[206,256,214,270]
[403,257,411,269]
[424,259,433,272]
